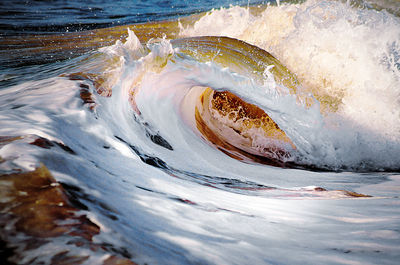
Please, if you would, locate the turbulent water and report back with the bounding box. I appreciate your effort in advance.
[1,0,400,264]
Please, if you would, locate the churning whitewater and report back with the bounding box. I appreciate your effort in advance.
[0,0,400,264]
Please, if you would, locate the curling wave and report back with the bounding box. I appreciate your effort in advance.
[1,1,400,264]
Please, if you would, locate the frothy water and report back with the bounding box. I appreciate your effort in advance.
[1,0,400,264]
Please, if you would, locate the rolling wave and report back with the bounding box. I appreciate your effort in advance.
[1,0,400,264]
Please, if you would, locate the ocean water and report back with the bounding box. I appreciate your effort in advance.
[1,0,400,264]
[0,0,266,35]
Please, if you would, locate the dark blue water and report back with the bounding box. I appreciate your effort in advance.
[0,0,270,36]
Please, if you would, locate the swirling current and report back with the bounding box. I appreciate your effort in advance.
[1,0,400,264]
